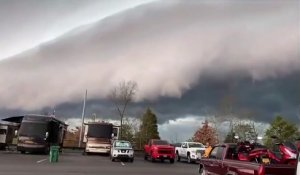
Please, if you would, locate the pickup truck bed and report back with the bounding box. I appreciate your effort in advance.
[199,143,296,175]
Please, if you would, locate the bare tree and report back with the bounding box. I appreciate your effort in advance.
[109,80,138,139]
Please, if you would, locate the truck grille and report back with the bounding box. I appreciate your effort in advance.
[119,149,129,153]
[158,150,173,154]
[196,150,205,154]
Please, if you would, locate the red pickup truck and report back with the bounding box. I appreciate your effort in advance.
[144,139,176,163]
[199,143,296,175]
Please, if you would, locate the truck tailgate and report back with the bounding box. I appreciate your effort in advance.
[265,164,295,175]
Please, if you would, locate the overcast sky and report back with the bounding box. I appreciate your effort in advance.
[0,0,299,141]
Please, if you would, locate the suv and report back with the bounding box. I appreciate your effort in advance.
[110,140,134,162]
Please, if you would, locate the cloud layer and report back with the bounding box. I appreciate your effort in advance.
[0,1,299,119]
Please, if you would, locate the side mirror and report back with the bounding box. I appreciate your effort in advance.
[45,132,49,140]
[14,130,18,136]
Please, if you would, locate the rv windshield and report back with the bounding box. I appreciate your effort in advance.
[18,122,47,137]
[87,124,113,138]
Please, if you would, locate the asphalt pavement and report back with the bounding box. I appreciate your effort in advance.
[0,150,199,175]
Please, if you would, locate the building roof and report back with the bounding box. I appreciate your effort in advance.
[2,114,67,126]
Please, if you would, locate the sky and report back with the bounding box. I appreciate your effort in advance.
[0,0,299,142]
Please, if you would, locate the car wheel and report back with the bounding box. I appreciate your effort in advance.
[144,154,148,160]
[150,154,155,162]
[199,167,207,175]
[111,157,115,162]
[44,146,50,155]
[187,154,191,163]
[130,158,134,162]
[176,153,181,162]
[20,151,25,154]
[170,158,175,164]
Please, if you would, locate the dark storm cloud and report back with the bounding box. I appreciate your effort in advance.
[3,71,298,125]
[0,0,299,124]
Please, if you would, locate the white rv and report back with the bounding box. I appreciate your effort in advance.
[83,122,119,154]
[0,121,19,150]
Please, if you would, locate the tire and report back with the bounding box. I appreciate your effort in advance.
[199,166,207,175]
[150,154,155,162]
[170,158,175,164]
[187,154,192,164]
[161,159,164,163]
[130,158,134,162]
[176,153,181,162]
[144,154,148,160]
[20,151,25,154]
[44,146,50,155]
[111,158,115,162]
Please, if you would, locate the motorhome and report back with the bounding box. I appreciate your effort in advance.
[0,121,19,150]
[83,122,119,154]
[14,115,67,154]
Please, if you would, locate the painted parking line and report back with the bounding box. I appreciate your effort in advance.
[37,159,47,163]
[121,162,125,166]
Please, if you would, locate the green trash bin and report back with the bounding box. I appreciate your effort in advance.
[49,146,60,163]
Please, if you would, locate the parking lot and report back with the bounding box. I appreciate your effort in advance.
[0,150,198,175]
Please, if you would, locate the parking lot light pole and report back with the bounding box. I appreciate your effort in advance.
[79,89,87,148]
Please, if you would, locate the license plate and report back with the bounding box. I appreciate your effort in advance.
[163,155,167,158]
[262,158,270,164]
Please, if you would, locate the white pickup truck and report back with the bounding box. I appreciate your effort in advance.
[175,142,206,163]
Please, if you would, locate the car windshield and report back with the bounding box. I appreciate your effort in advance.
[115,141,131,148]
[189,143,204,148]
[153,140,169,145]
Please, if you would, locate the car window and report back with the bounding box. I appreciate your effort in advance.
[153,140,169,145]
[210,147,218,159]
[209,146,225,160]
[189,143,205,148]
[225,145,238,160]
[114,141,131,148]
[216,147,225,160]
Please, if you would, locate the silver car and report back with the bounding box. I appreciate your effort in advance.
[110,140,134,162]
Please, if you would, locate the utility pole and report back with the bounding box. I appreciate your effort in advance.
[79,89,87,148]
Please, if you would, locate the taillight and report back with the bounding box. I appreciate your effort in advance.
[258,165,265,175]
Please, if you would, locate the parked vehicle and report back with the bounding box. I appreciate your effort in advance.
[199,143,296,175]
[110,140,134,162]
[296,152,300,175]
[16,115,67,154]
[83,122,119,155]
[0,121,19,150]
[269,140,298,165]
[144,139,176,163]
[235,141,271,164]
[175,142,205,163]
